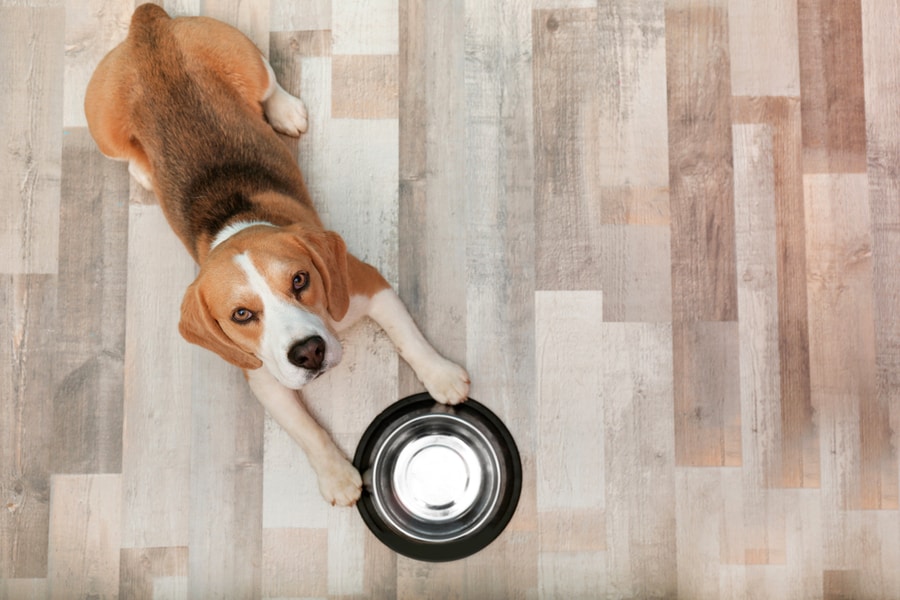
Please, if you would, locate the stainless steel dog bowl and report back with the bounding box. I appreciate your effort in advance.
[353,393,521,562]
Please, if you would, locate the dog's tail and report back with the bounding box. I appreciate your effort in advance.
[128,3,172,43]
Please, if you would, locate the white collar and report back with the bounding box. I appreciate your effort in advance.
[210,220,275,251]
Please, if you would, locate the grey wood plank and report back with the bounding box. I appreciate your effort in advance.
[52,128,129,475]
[119,546,188,600]
[0,275,56,579]
[188,349,263,599]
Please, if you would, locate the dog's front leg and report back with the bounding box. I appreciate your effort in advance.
[246,367,361,506]
[366,288,470,405]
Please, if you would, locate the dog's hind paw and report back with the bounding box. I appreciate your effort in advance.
[264,88,309,137]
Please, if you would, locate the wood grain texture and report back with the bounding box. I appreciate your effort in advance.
[0,6,64,275]
[3,0,900,597]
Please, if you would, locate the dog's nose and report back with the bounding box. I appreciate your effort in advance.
[287,336,326,370]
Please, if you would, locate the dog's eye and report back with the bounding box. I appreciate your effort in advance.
[232,308,254,323]
[292,271,310,294]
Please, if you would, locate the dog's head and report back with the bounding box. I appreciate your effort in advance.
[179,224,351,389]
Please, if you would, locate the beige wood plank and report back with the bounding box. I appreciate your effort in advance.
[396,558,465,600]
[535,291,604,510]
[861,0,900,508]
[1,275,56,579]
[805,174,894,510]
[602,323,676,596]
[0,6,64,275]
[271,0,331,31]
[538,552,605,599]
[119,547,188,600]
[332,0,397,55]
[590,1,669,223]
[188,349,263,598]
[674,322,742,467]
[46,474,121,600]
[0,578,48,599]
[120,204,194,548]
[62,0,130,128]
[53,128,129,475]
[727,0,800,96]
[331,54,398,119]
[151,575,187,600]
[327,494,365,596]
[261,528,328,597]
[732,96,819,489]
[675,468,723,599]
[598,225,672,322]
[732,124,789,566]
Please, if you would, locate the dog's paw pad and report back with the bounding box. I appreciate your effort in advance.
[317,459,362,507]
[422,359,470,406]
[264,90,309,137]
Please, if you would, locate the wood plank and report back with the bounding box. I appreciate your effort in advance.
[270,0,331,32]
[732,124,789,567]
[797,0,867,173]
[727,0,800,96]
[674,321,742,467]
[119,547,188,600]
[332,0,398,55]
[397,0,468,396]
[200,0,270,55]
[46,474,121,600]
[675,468,723,599]
[666,0,738,322]
[0,5,64,275]
[732,96,818,489]
[62,0,130,128]
[602,323,676,597]
[861,0,900,509]
[804,174,894,510]
[187,349,263,598]
[538,552,605,598]
[52,129,129,475]
[591,0,670,226]
[598,225,672,322]
[535,291,605,510]
[0,275,56,579]
[533,7,602,290]
[331,54,398,119]
[120,204,194,548]
[261,528,328,598]
[733,123,783,481]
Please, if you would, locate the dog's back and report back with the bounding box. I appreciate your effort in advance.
[85,4,312,259]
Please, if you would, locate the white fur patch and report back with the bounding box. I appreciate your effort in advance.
[211,221,274,252]
[235,251,342,389]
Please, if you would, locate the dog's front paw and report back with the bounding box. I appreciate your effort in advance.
[264,89,309,137]
[422,358,470,405]
[316,457,363,507]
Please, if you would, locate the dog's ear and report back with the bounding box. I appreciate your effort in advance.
[291,227,351,322]
[179,279,263,370]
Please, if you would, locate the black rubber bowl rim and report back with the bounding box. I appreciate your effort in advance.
[353,392,522,562]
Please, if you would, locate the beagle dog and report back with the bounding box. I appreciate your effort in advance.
[85,4,470,506]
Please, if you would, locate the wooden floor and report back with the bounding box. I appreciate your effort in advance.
[2,0,900,597]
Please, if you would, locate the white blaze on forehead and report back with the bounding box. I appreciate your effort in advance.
[233,251,342,389]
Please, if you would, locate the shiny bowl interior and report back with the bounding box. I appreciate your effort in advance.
[354,394,521,562]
